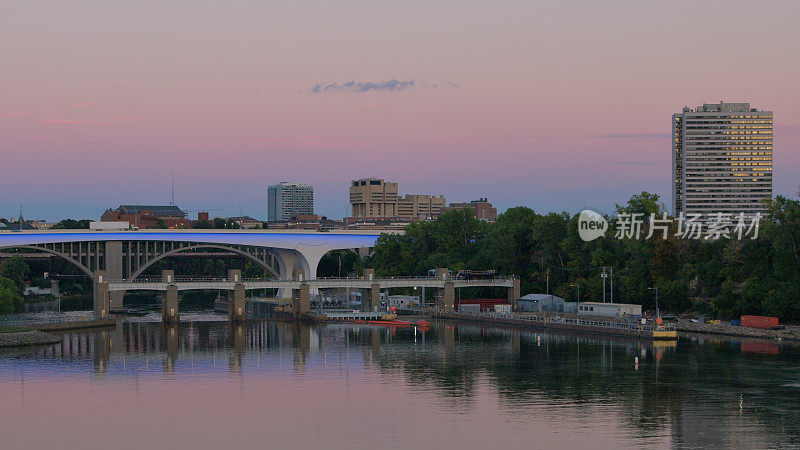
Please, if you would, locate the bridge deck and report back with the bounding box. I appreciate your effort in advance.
[107,277,516,291]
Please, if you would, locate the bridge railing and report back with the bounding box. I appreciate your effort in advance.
[108,275,518,284]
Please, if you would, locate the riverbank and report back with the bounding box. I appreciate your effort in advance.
[675,320,800,341]
[0,329,61,347]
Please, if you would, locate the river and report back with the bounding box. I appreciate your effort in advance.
[1,315,799,449]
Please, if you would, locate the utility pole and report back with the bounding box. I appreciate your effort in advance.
[546,268,550,295]
[610,267,614,303]
[601,267,607,303]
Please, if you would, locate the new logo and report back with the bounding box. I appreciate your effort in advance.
[578,210,608,241]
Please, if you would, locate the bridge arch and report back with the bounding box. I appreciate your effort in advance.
[15,245,94,278]
[128,244,280,280]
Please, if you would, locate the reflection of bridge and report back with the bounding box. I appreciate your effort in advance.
[0,230,385,316]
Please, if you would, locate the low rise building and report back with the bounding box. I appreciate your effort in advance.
[517,294,577,313]
[446,198,498,221]
[101,205,190,229]
[578,302,642,318]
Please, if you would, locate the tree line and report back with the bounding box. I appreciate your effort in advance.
[363,192,800,321]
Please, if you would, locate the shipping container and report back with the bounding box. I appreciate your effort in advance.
[740,315,780,329]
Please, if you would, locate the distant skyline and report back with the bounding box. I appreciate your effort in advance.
[2,0,799,221]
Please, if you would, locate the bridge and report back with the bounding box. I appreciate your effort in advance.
[0,229,387,315]
[94,267,520,322]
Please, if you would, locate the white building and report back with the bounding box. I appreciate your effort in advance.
[672,102,773,221]
[267,182,314,222]
[578,302,642,318]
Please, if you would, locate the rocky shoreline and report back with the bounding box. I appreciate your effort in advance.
[675,321,800,341]
[0,331,61,347]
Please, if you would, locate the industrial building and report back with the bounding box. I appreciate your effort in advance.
[517,294,577,313]
[672,101,773,221]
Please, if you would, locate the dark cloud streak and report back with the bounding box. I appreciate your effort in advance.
[310,79,416,94]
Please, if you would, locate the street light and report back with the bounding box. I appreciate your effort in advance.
[569,283,580,302]
[648,286,659,318]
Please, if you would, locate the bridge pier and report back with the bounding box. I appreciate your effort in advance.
[228,269,246,322]
[93,270,110,318]
[362,269,376,311]
[292,269,310,317]
[105,241,126,312]
[161,270,179,323]
[508,278,521,310]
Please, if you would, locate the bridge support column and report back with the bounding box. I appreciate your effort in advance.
[508,278,521,311]
[440,281,455,311]
[276,249,299,299]
[293,283,310,318]
[105,241,126,312]
[161,270,179,323]
[370,283,381,312]
[228,269,246,322]
[93,270,110,318]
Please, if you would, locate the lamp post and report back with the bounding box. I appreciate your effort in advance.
[569,284,580,302]
[648,287,659,318]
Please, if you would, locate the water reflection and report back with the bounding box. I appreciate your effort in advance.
[2,319,800,448]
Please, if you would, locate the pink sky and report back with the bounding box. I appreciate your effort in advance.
[1,0,799,220]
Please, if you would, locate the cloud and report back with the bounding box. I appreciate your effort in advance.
[0,110,31,118]
[73,101,92,108]
[38,119,100,125]
[310,79,416,94]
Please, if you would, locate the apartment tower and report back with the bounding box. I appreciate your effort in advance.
[672,101,772,220]
[267,182,314,222]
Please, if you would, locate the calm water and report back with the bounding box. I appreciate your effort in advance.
[2,316,800,449]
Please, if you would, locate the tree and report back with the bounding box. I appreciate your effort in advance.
[0,256,29,291]
[51,219,91,229]
[0,276,23,314]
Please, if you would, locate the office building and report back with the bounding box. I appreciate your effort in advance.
[267,182,314,222]
[349,178,445,220]
[672,102,772,220]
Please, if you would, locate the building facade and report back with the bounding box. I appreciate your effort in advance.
[267,182,314,222]
[672,102,773,220]
[101,205,190,229]
[446,198,498,221]
[349,178,445,221]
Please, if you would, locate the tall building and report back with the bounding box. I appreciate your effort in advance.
[267,182,314,222]
[446,198,498,221]
[349,178,398,217]
[672,101,772,220]
[349,178,445,220]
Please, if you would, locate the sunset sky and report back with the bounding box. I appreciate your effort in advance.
[2,0,799,221]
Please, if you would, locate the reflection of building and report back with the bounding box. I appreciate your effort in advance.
[101,205,189,229]
[446,198,497,221]
[267,182,314,222]
[672,101,773,220]
[349,178,445,221]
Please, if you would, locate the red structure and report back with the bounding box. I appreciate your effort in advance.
[456,298,509,312]
[740,315,781,329]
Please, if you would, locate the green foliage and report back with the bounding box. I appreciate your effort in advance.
[0,276,23,314]
[0,256,29,291]
[366,192,800,322]
[51,219,91,229]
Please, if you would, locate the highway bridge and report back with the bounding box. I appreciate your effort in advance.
[0,229,387,314]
